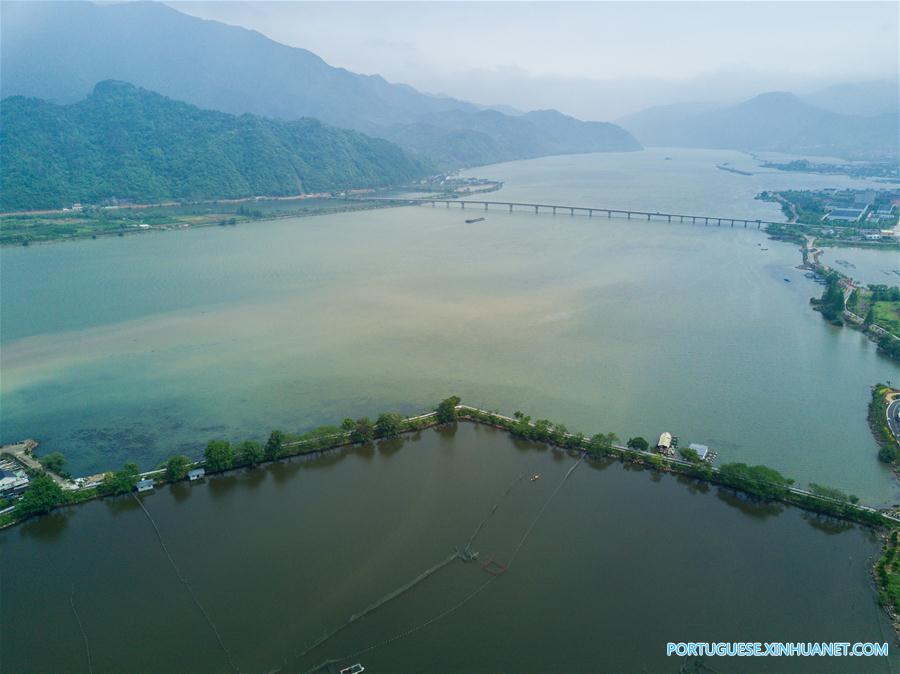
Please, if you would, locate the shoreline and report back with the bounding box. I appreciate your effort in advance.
[6,399,900,635]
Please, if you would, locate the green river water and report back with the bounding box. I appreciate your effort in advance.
[1,147,899,673]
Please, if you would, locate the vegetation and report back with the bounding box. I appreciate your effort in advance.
[875,530,900,616]
[265,430,285,461]
[37,451,68,477]
[14,474,64,518]
[204,440,234,473]
[2,398,894,536]
[98,463,141,496]
[1,80,426,212]
[165,455,192,481]
[679,447,702,463]
[375,413,404,439]
[237,440,265,467]
[436,396,461,424]
[626,436,649,451]
[870,385,899,464]
[811,271,846,325]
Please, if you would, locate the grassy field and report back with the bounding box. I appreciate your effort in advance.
[872,301,900,336]
[0,198,385,246]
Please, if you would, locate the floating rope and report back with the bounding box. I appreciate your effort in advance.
[508,454,584,567]
[292,459,584,672]
[70,584,94,674]
[132,494,240,674]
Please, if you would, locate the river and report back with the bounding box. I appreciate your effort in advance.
[2,148,898,503]
[1,424,896,673]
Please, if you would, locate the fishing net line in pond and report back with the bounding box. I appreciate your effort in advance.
[292,455,585,673]
[132,494,241,674]
[285,472,525,672]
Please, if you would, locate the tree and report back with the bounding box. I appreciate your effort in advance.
[15,473,64,517]
[165,455,191,481]
[718,462,793,499]
[436,396,461,424]
[98,463,141,496]
[512,411,533,439]
[350,417,374,443]
[204,440,233,473]
[679,447,701,463]
[341,418,356,432]
[626,437,649,451]
[589,432,619,455]
[237,440,264,467]
[550,423,568,447]
[375,413,404,439]
[37,451,67,475]
[265,430,284,460]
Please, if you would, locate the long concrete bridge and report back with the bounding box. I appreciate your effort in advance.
[361,197,786,229]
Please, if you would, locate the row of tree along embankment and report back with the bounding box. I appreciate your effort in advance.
[3,397,895,532]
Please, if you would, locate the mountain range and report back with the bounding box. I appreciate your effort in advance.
[0,81,425,211]
[1,1,641,170]
[618,91,898,160]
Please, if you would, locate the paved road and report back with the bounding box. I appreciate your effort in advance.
[888,397,900,443]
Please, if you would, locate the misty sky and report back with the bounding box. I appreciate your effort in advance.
[173,1,898,120]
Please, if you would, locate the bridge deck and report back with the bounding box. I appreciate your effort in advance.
[360,196,785,229]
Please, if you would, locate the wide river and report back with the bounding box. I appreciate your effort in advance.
[2,148,898,502]
[1,424,897,673]
[2,147,900,672]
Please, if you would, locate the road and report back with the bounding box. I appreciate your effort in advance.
[1,439,76,490]
[888,396,900,444]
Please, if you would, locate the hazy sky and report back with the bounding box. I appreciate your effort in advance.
[172,2,899,119]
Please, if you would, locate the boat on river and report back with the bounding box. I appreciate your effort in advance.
[465,217,485,224]
[339,665,365,674]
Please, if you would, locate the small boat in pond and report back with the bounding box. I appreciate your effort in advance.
[531,474,541,482]
[340,665,365,674]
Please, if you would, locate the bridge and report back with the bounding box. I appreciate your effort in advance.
[360,197,786,229]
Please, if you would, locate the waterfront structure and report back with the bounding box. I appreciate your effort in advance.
[826,208,866,223]
[0,468,29,497]
[657,432,673,455]
[136,479,155,493]
[188,468,206,482]
[688,443,710,461]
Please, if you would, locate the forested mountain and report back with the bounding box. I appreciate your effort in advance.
[0,82,425,211]
[618,91,898,160]
[1,1,641,168]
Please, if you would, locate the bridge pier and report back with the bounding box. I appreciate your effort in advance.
[552,206,557,215]
[704,217,708,225]
[607,211,611,218]
[647,213,651,221]
[730,220,734,227]
[588,209,593,217]
[484,203,488,211]
[509,204,513,213]
[627,212,631,220]
[461,202,465,209]
[668,215,672,222]
[570,208,575,216]
[534,205,539,214]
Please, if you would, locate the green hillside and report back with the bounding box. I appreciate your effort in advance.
[1,81,426,211]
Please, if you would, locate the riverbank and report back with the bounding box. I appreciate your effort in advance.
[0,198,400,247]
[6,398,900,637]
[5,399,896,531]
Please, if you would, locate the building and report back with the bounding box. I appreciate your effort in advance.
[825,208,865,223]
[854,190,876,207]
[136,478,155,493]
[688,443,710,461]
[861,229,883,240]
[0,468,29,497]
[657,432,673,455]
[188,468,205,482]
